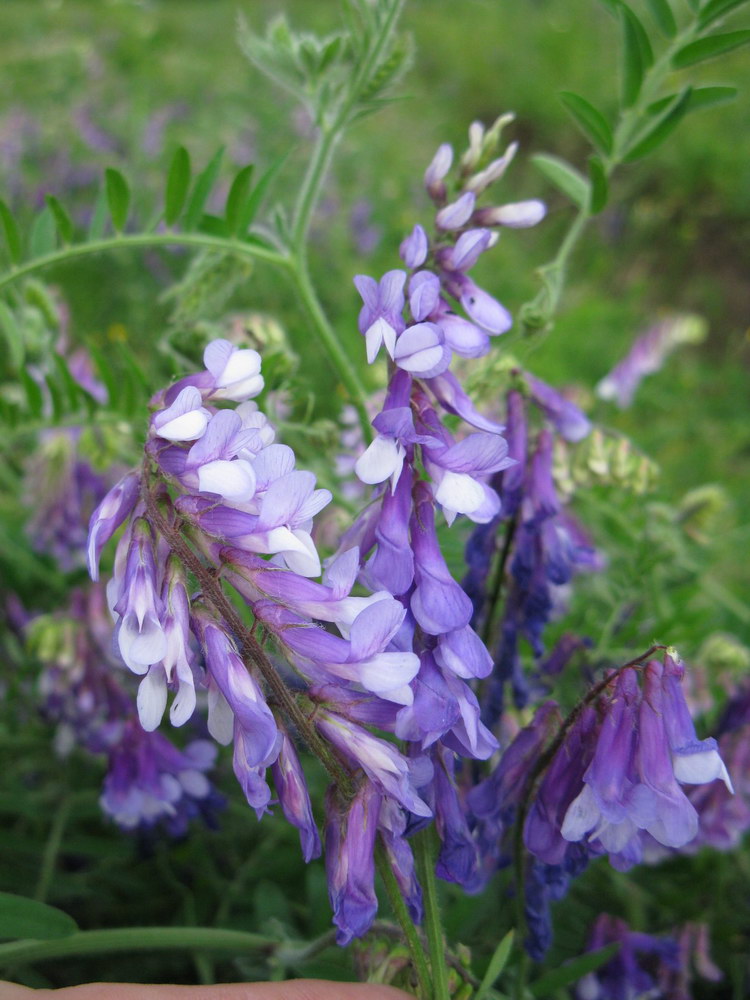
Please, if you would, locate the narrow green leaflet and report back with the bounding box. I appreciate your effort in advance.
[45,372,66,421]
[87,185,109,240]
[528,943,620,997]
[624,86,693,161]
[644,0,677,36]
[474,930,514,1000]
[29,207,57,259]
[185,147,225,230]
[648,85,738,114]
[19,370,43,419]
[225,164,255,236]
[699,0,750,30]
[0,200,22,265]
[164,146,191,226]
[45,195,74,245]
[0,301,24,369]
[105,167,130,233]
[619,3,652,107]
[0,892,78,941]
[588,155,609,212]
[672,29,750,67]
[241,152,290,232]
[531,154,590,209]
[559,92,613,154]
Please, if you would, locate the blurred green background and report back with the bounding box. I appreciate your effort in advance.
[0,0,748,993]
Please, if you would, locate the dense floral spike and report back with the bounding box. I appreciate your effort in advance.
[596,314,706,409]
[33,586,222,836]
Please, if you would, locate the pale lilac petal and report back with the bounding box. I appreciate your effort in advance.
[459,279,513,334]
[198,459,256,501]
[355,435,405,486]
[137,665,168,731]
[400,224,429,268]
[436,191,476,230]
[409,271,441,322]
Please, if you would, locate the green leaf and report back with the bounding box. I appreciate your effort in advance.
[0,301,24,369]
[185,147,225,230]
[164,146,191,226]
[698,0,750,30]
[0,201,22,265]
[45,372,66,421]
[528,944,620,997]
[105,168,130,233]
[225,164,255,236]
[0,892,78,941]
[198,213,229,237]
[559,92,613,154]
[588,155,609,212]
[531,154,590,209]
[672,29,750,67]
[623,85,693,160]
[644,0,677,35]
[44,195,74,244]
[240,152,289,230]
[88,185,109,240]
[648,85,738,114]
[29,207,57,259]
[475,930,514,1000]
[19,370,43,419]
[619,3,652,106]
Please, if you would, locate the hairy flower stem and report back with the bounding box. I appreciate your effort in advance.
[376,842,433,1000]
[141,475,354,796]
[414,827,451,1000]
[510,643,667,1000]
[480,513,518,648]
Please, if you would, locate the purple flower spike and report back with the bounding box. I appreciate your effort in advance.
[272,729,321,862]
[87,471,141,581]
[410,483,474,635]
[526,374,591,443]
[400,224,429,268]
[325,784,381,945]
[562,670,654,857]
[353,270,407,364]
[433,747,479,888]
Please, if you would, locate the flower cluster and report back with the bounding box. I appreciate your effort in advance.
[576,915,721,1000]
[31,586,221,835]
[463,377,599,722]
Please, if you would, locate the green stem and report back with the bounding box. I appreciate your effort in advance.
[0,926,277,968]
[286,262,374,443]
[34,796,72,904]
[0,232,286,294]
[376,844,433,1000]
[414,828,450,1000]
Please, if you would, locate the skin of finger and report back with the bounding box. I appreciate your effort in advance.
[0,979,413,1000]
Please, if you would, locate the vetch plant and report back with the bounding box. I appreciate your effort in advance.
[0,1,748,998]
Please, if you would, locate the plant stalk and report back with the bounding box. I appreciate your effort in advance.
[413,827,451,1000]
